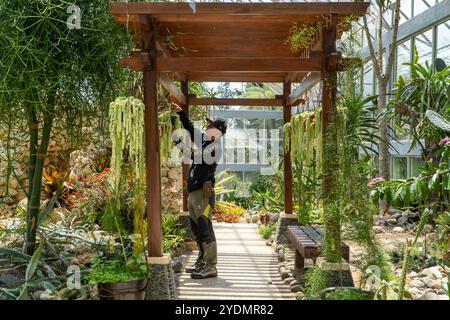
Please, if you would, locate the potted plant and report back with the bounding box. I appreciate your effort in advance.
[88,249,149,300]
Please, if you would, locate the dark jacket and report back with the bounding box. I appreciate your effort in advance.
[176,111,223,192]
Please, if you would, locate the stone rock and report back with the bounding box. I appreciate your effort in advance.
[284,277,295,284]
[171,258,183,273]
[291,285,303,293]
[372,226,384,234]
[280,270,290,280]
[409,279,425,288]
[393,226,405,233]
[421,266,443,280]
[391,212,402,220]
[289,279,299,286]
[406,223,416,230]
[377,219,388,227]
[269,212,280,225]
[277,253,285,262]
[407,287,422,298]
[418,291,448,300]
[387,219,398,225]
[295,292,306,300]
[408,271,418,278]
[388,208,403,216]
[265,239,272,246]
[397,216,409,226]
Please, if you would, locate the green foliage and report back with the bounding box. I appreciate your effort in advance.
[304,267,328,299]
[17,240,44,300]
[286,17,328,53]
[88,254,147,285]
[390,57,450,160]
[162,214,187,253]
[320,287,375,300]
[259,224,277,240]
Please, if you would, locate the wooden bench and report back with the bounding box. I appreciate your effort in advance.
[287,225,350,273]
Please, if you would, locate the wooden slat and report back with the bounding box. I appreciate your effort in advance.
[157,57,322,72]
[187,72,297,83]
[188,97,283,107]
[159,73,187,106]
[287,72,321,106]
[109,2,370,17]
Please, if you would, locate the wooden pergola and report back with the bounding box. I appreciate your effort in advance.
[109,2,370,258]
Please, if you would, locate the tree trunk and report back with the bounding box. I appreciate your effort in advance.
[25,108,54,255]
[378,82,390,215]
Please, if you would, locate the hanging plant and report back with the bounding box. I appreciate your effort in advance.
[286,16,329,53]
[109,96,146,238]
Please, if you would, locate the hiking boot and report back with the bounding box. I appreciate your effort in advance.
[191,241,217,279]
[185,241,204,273]
[191,264,217,279]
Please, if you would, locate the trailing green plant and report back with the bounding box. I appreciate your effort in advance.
[109,96,146,241]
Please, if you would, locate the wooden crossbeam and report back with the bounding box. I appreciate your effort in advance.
[157,57,322,72]
[159,73,187,106]
[287,72,321,106]
[189,97,284,107]
[109,2,371,17]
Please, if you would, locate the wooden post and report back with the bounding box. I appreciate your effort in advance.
[321,15,341,263]
[181,81,189,213]
[141,16,163,257]
[283,82,293,215]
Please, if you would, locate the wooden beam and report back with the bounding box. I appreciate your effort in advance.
[287,72,321,106]
[142,18,163,258]
[283,82,293,215]
[157,57,322,72]
[159,73,187,106]
[156,41,186,82]
[189,97,284,107]
[109,2,371,17]
[187,72,294,83]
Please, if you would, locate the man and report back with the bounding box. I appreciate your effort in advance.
[171,103,227,279]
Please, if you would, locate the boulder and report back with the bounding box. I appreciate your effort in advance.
[418,291,448,300]
[290,285,303,293]
[295,292,306,300]
[391,212,402,220]
[269,212,280,225]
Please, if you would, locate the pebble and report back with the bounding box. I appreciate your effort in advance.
[372,226,383,234]
[280,270,290,280]
[393,226,405,233]
[391,212,402,220]
[290,285,303,293]
[295,292,306,300]
[409,279,425,288]
[284,277,295,284]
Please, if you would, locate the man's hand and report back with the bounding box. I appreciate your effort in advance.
[171,103,183,113]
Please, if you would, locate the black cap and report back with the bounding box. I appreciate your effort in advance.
[206,117,227,135]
